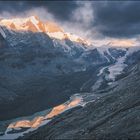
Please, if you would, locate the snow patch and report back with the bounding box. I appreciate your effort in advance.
[0,120,51,140]
[97,66,108,76]
[107,55,127,81]
[30,16,41,32]
[107,47,140,82]
[47,32,65,40]
[0,94,84,140]
[97,47,111,62]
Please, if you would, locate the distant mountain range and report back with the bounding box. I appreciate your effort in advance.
[0,16,140,139]
[0,16,91,45]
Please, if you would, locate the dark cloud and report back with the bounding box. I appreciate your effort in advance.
[0,1,78,21]
[1,1,140,38]
[93,1,140,38]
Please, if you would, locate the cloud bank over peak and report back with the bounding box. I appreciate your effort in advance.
[0,1,140,47]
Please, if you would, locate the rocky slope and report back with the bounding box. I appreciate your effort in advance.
[0,16,90,45]
[0,16,140,139]
[22,62,140,140]
[0,18,108,121]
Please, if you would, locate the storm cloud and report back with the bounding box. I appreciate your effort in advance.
[1,1,140,39]
[92,1,140,38]
[0,1,78,21]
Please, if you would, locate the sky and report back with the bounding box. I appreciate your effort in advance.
[1,1,140,47]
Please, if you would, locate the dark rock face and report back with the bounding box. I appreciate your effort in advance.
[1,26,140,139]
[126,50,140,65]
[108,48,126,58]
[0,28,109,121]
[0,34,9,48]
[23,63,140,140]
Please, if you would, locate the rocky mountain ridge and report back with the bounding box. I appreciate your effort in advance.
[0,16,140,140]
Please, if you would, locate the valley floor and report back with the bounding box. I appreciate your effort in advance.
[21,63,140,139]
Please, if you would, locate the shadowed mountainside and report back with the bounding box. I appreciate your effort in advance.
[22,63,140,140]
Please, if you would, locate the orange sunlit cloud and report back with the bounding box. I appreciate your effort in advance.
[109,39,137,47]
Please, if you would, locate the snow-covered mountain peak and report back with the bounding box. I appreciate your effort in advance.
[0,16,91,45]
[45,21,64,33]
[0,16,44,32]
